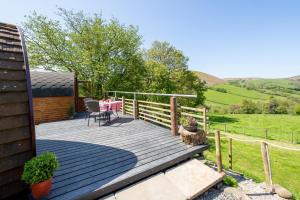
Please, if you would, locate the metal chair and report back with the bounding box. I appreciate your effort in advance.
[86,100,107,126]
[84,97,93,120]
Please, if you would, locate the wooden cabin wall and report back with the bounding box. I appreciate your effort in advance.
[33,96,74,124]
[0,23,36,199]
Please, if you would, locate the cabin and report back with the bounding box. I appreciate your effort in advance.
[30,71,75,124]
[0,22,36,199]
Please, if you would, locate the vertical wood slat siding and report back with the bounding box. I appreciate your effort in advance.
[0,23,35,199]
[33,96,74,124]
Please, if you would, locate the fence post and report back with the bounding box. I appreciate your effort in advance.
[203,108,207,132]
[265,129,268,139]
[133,99,139,120]
[170,96,178,136]
[291,132,294,144]
[261,142,273,188]
[228,137,232,170]
[122,96,126,115]
[224,123,227,132]
[215,131,222,173]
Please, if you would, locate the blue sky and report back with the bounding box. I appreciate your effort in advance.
[1,0,300,78]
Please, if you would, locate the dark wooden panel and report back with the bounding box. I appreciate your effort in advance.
[0,80,27,92]
[0,38,21,46]
[0,102,28,117]
[0,151,33,173]
[0,69,26,80]
[0,127,30,144]
[0,59,24,70]
[0,32,20,41]
[0,115,29,130]
[0,91,28,104]
[0,51,24,61]
[0,139,32,158]
[0,180,26,199]
[0,29,20,36]
[0,167,23,186]
[0,43,22,53]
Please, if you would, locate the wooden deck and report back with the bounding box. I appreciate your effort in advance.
[36,115,208,200]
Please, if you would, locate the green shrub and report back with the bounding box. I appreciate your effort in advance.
[215,88,227,93]
[223,175,238,187]
[295,105,300,115]
[22,152,59,185]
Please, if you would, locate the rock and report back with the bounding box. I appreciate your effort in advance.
[273,184,293,199]
[224,187,250,200]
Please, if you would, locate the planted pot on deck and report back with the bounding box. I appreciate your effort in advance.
[21,152,59,199]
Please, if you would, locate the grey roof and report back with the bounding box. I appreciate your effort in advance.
[30,71,74,97]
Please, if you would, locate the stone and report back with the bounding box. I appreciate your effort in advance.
[224,187,250,200]
[273,184,293,199]
[165,159,225,200]
[115,173,186,200]
[179,125,206,145]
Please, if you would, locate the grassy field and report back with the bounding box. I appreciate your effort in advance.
[209,114,300,143]
[205,83,299,108]
[204,137,300,199]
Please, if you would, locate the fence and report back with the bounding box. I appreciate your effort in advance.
[114,96,208,135]
[209,122,300,144]
[211,131,300,199]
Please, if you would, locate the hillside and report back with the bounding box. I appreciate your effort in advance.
[193,71,226,85]
[290,75,300,81]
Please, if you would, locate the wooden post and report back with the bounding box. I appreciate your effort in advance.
[170,96,178,136]
[261,142,273,186]
[203,108,207,132]
[228,137,232,170]
[265,129,268,139]
[215,131,222,173]
[224,123,227,132]
[122,96,125,115]
[133,99,139,119]
[291,132,294,144]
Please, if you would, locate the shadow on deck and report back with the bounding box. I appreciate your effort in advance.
[36,115,208,200]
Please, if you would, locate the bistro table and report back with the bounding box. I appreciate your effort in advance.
[99,100,122,119]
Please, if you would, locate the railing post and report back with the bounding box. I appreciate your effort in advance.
[203,108,207,132]
[133,99,139,120]
[261,142,273,189]
[170,96,178,136]
[122,96,125,115]
[228,137,232,170]
[215,131,222,173]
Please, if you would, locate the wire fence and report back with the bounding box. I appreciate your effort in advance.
[208,122,300,144]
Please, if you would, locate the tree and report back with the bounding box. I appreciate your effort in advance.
[144,41,206,106]
[241,99,257,114]
[23,8,145,97]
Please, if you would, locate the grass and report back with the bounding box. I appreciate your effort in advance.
[204,137,300,199]
[209,114,300,143]
[205,83,298,108]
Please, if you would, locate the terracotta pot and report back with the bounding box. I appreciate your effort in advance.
[31,178,52,199]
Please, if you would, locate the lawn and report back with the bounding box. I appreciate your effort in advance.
[205,84,296,108]
[209,114,300,143]
[204,137,300,199]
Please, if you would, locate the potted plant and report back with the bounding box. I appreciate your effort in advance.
[179,116,206,145]
[22,152,59,199]
[180,116,198,132]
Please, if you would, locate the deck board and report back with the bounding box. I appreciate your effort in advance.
[36,115,208,200]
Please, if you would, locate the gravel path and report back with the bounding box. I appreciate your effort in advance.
[196,162,286,200]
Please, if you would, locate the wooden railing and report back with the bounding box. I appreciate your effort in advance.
[118,96,208,135]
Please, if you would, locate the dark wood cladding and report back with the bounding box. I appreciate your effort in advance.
[0,23,36,199]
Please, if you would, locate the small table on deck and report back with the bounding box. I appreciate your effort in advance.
[99,101,122,119]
